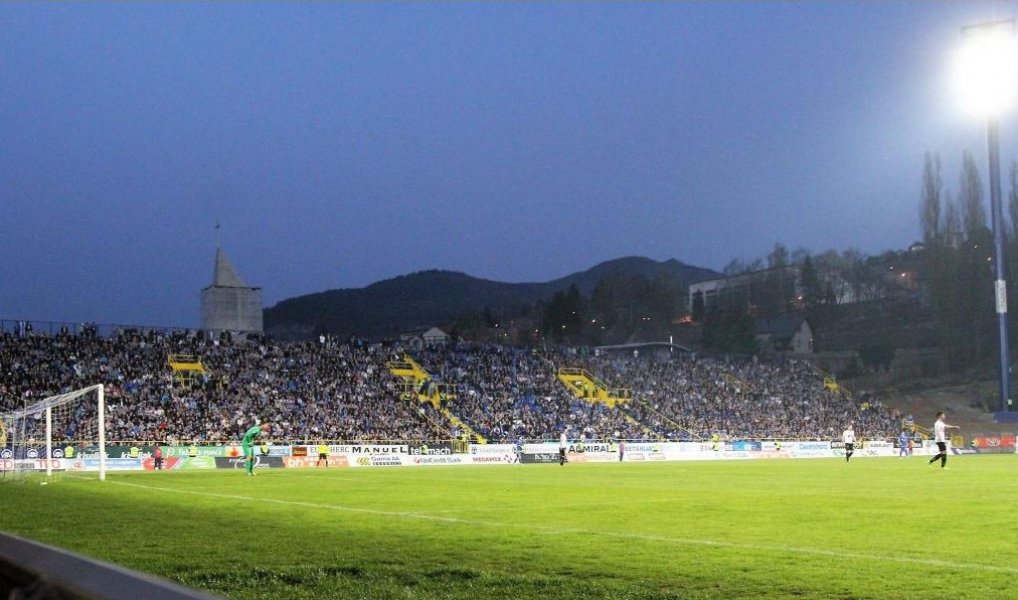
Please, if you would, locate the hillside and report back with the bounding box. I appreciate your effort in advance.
[263,256,719,340]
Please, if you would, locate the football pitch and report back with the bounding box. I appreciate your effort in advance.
[1,455,1017,600]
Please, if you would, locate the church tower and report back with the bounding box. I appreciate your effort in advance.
[200,244,263,335]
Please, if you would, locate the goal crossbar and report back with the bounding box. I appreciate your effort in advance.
[2,384,106,481]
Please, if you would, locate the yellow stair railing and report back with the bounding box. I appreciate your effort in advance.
[556,367,630,407]
[723,372,756,395]
[387,354,486,444]
[167,354,208,387]
[629,399,698,441]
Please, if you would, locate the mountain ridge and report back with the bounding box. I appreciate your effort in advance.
[264,256,720,340]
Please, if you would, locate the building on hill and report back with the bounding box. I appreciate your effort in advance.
[755,315,813,355]
[400,327,450,349]
[688,264,858,314]
[201,246,263,336]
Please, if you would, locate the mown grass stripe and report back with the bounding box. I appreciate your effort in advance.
[107,478,1018,576]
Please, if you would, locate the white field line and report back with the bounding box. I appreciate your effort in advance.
[108,479,1018,575]
[290,475,363,482]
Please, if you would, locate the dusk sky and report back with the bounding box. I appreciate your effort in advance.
[4,2,1018,328]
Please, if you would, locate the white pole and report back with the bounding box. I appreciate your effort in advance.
[45,407,52,478]
[97,385,106,481]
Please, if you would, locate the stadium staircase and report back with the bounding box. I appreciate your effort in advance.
[386,354,487,443]
[823,375,847,395]
[557,368,631,407]
[818,370,929,441]
[627,400,698,441]
[724,372,756,395]
[167,354,208,387]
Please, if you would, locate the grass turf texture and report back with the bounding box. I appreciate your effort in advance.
[0,456,1015,599]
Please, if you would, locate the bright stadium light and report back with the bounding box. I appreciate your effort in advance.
[953,19,1017,414]
[952,21,1018,117]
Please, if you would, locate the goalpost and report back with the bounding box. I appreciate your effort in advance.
[1,384,106,482]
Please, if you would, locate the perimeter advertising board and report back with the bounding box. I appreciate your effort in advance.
[213,456,285,470]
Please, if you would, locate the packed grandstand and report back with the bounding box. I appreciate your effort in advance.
[0,327,902,444]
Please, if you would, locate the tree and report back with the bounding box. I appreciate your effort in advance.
[814,249,853,305]
[541,284,585,343]
[920,151,943,243]
[960,150,987,239]
[702,294,757,355]
[760,242,793,317]
[799,255,823,310]
[918,154,996,372]
[944,195,961,243]
[691,291,705,323]
[586,273,680,343]
[482,306,497,328]
[858,336,896,372]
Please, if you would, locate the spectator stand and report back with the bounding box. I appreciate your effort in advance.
[386,353,486,443]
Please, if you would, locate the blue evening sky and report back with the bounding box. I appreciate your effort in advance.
[2,2,1017,327]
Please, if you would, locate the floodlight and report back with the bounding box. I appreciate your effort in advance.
[951,19,1017,413]
[952,20,1018,117]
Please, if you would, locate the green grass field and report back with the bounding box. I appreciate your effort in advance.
[1,455,1016,599]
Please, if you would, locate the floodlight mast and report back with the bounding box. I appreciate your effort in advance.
[988,116,1010,414]
[956,19,1017,413]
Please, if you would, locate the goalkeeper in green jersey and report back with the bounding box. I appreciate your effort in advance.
[242,423,271,476]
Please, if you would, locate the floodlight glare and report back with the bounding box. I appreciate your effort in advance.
[952,20,1017,414]
[952,21,1018,117]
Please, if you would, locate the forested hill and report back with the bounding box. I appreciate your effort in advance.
[263,256,719,340]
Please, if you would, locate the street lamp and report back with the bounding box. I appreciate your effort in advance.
[952,19,1018,413]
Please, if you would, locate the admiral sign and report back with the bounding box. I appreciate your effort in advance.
[566,443,614,454]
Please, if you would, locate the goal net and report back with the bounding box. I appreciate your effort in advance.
[1,384,106,482]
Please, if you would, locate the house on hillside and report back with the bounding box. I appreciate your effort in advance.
[400,327,450,350]
[755,315,813,355]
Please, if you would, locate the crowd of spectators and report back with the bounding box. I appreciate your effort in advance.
[0,329,901,444]
[568,351,901,440]
[0,330,449,443]
[414,343,647,443]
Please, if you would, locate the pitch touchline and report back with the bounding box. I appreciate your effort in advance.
[108,480,1018,575]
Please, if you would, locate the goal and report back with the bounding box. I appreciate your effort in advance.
[1,384,107,481]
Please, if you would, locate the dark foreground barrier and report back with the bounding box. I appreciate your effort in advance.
[0,532,220,600]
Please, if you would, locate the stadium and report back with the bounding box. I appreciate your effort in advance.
[1,318,1015,599]
[8,3,1018,600]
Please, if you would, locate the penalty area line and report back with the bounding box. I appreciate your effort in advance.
[107,479,1018,575]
